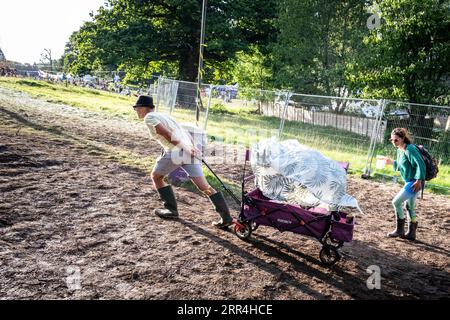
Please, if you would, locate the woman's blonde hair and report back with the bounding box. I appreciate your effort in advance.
[391,127,413,144]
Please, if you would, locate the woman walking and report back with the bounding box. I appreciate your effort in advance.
[387,128,426,241]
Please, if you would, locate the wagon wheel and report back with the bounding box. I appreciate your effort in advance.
[319,245,341,266]
[234,221,252,240]
[326,236,344,248]
[323,233,344,248]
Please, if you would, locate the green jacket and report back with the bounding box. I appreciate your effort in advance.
[393,144,426,182]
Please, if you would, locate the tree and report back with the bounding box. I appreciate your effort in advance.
[272,0,369,113]
[233,50,271,89]
[353,0,450,138]
[62,21,112,76]
[63,0,277,83]
[354,0,450,105]
[40,48,53,72]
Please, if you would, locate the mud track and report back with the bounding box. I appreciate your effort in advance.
[0,87,449,299]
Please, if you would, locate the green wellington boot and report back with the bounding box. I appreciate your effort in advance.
[404,221,418,241]
[388,218,405,238]
[209,192,233,229]
[154,185,179,219]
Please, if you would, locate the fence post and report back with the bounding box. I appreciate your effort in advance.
[278,92,292,139]
[203,84,213,131]
[363,99,386,178]
[155,77,162,112]
[169,79,179,115]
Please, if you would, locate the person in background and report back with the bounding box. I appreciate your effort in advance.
[386,128,425,241]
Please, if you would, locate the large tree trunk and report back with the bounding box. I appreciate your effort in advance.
[175,47,199,110]
[175,47,198,111]
[178,47,198,82]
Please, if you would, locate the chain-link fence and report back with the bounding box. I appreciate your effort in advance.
[153,76,449,192]
[278,94,384,170]
[5,70,449,191]
[154,77,211,129]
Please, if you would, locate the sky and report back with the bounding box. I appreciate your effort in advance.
[0,0,106,64]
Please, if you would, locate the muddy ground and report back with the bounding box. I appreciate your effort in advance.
[0,87,449,300]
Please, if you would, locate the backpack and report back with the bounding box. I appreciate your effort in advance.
[415,144,439,181]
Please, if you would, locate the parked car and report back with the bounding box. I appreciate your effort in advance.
[388,109,409,119]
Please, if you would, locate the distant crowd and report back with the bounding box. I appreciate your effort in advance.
[1,69,238,102]
[0,66,18,77]
[0,68,152,97]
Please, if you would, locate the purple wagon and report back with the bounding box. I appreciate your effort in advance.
[202,151,355,266]
[234,187,355,266]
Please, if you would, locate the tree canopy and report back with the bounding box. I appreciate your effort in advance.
[353,0,450,105]
[63,0,449,106]
[273,0,369,98]
[64,0,277,83]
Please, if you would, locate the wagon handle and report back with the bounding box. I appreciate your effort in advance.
[201,159,241,206]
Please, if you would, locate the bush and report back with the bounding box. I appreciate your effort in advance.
[210,102,232,114]
[16,80,47,88]
[436,130,450,164]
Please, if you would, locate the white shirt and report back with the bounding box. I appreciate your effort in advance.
[144,112,194,152]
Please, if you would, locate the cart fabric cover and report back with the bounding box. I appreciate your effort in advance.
[250,138,361,212]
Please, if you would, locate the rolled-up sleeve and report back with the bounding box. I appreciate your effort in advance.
[144,113,161,130]
[144,114,160,128]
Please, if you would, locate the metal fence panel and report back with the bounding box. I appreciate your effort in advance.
[6,72,448,190]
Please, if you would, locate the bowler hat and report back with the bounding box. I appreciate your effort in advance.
[133,95,155,108]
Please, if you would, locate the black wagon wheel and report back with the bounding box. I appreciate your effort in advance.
[234,221,252,240]
[319,245,341,266]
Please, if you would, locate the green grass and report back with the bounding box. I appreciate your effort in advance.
[208,99,259,115]
[0,78,136,119]
[1,76,448,194]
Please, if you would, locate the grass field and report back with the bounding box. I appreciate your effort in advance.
[1,77,448,194]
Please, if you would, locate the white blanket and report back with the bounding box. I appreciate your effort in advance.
[250,138,361,212]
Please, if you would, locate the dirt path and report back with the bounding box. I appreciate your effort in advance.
[0,87,449,299]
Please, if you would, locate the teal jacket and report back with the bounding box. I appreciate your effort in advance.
[393,144,426,182]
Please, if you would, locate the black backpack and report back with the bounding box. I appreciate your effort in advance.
[415,144,439,181]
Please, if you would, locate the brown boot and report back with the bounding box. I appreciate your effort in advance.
[209,192,233,229]
[404,221,418,241]
[388,218,405,238]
